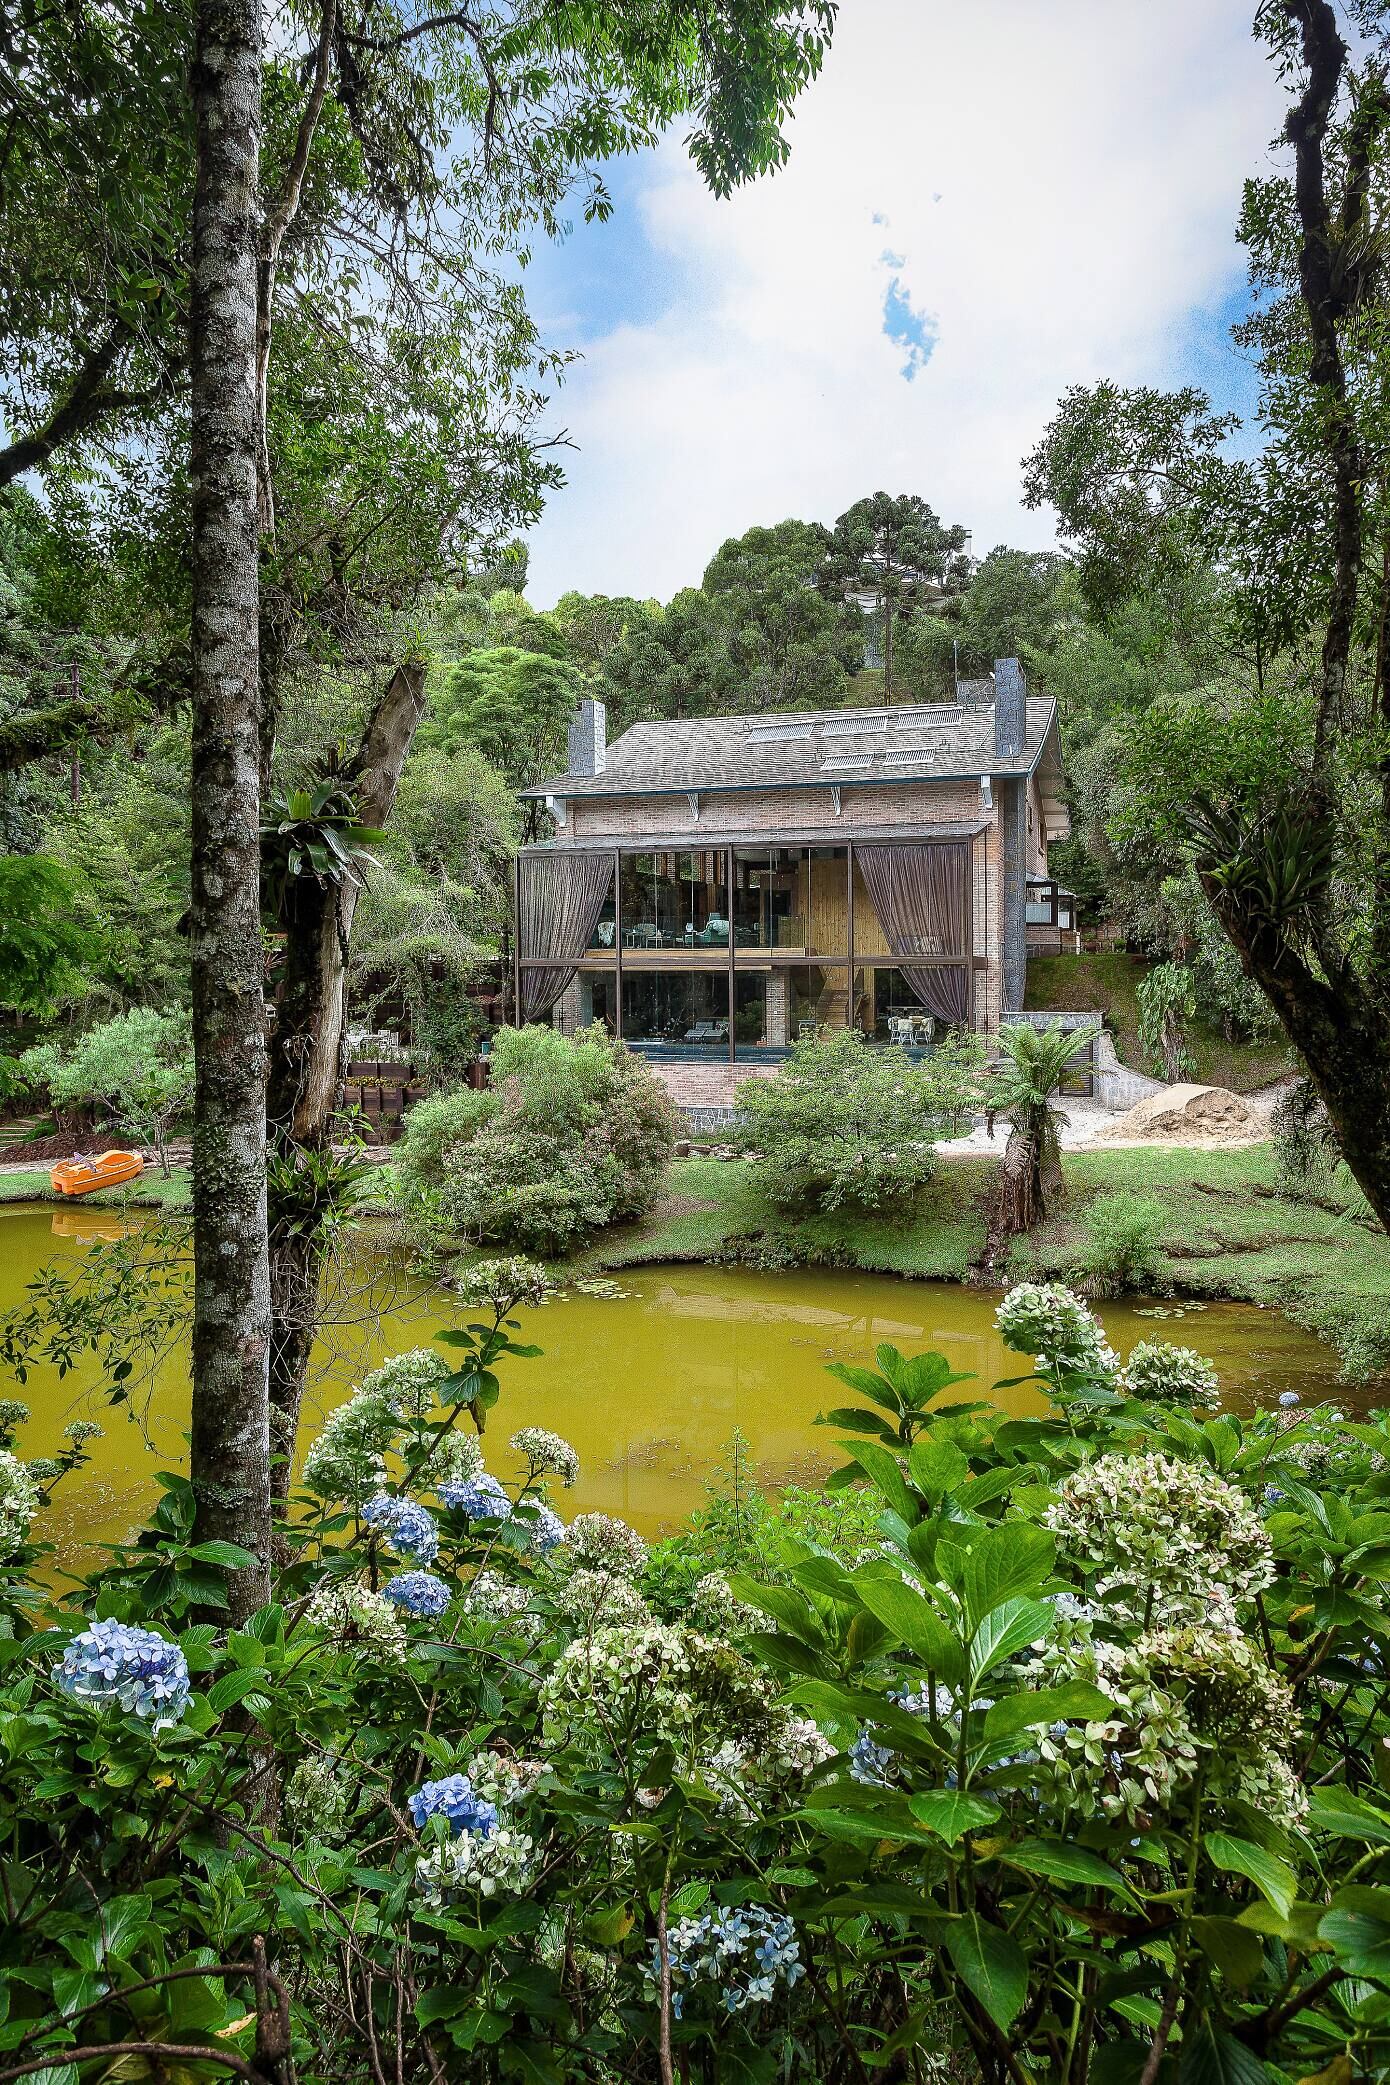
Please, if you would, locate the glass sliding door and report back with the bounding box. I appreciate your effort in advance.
[621,970,730,1046]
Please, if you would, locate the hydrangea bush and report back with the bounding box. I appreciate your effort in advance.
[7,1276,1390,2083]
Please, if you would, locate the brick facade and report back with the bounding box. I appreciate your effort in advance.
[647,1059,783,1110]
[565,778,983,840]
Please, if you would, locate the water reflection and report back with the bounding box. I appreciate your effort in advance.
[0,1202,1353,1560]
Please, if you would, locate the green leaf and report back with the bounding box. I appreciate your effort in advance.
[791,1806,940,1850]
[185,1541,260,1568]
[851,1574,964,1688]
[1189,1915,1265,1989]
[726,1577,824,1649]
[1204,1832,1296,1920]
[1306,1786,1390,1845]
[942,1913,1027,2030]
[206,1668,270,1714]
[1000,1838,1134,1898]
[907,1438,970,1500]
[970,1596,1055,1683]
[838,1440,915,1520]
[982,1682,1114,1745]
[907,1790,1002,1846]
[961,1523,1056,1627]
[1178,2020,1271,2085]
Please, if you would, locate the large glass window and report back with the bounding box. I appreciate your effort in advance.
[787,964,853,1037]
[617,851,727,949]
[576,973,617,1030]
[866,967,938,1046]
[731,847,804,949]
[622,970,730,1046]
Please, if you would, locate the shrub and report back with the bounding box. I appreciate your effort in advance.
[20,1006,194,1174]
[1137,959,1197,1082]
[1271,1075,1341,1201]
[394,1083,498,1184]
[735,1026,985,1213]
[2,1273,1386,2083]
[397,1023,676,1255]
[1070,1189,1167,1297]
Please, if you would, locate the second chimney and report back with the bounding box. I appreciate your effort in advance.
[994,657,1025,760]
[568,696,607,777]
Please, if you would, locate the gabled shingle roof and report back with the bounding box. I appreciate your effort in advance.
[521,696,1059,799]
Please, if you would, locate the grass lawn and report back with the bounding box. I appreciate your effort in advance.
[597,1148,1390,1380]
[0,1166,191,1210]
[1025,951,1291,1094]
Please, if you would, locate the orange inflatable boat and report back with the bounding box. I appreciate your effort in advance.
[50,1150,144,1197]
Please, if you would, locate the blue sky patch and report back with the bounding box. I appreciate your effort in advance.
[882,274,937,380]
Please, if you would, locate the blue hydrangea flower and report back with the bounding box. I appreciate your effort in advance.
[409,1773,498,1838]
[438,1473,512,1523]
[650,1906,803,2019]
[849,1731,895,1787]
[53,1618,191,1727]
[1278,1391,1301,1409]
[362,1493,439,1564]
[382,1571,451,1619]
[1264,1485,1286,1505]
[515,1501,565,1555]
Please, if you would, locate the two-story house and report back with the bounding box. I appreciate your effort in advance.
[511,657,1069,1108]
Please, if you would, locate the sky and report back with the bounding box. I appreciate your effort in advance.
[518,0,1286,610]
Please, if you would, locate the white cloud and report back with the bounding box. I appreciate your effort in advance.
[524,0,1282,607]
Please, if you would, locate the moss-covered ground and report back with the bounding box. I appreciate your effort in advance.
[597,1146,1390,1379]
[0,1167,190,1209]
[1025,951,1291,1094]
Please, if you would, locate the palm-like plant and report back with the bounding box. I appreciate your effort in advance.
[260,780,385,925]
[986,1018,1100,1251]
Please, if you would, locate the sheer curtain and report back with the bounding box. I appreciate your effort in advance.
[518,852,615,1022]
[856,843,970,1026]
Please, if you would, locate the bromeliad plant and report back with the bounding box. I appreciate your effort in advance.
[6,1271,1390,2080]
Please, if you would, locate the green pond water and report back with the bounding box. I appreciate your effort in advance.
[3,1200,1352,1561]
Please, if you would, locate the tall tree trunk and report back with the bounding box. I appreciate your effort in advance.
[265,663,427,1498]
[188,0,272,1616]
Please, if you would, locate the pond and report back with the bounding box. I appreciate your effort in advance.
[4,1200,1349,1563]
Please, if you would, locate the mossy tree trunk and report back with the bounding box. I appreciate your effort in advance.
[265,663,426,1502]
[187,0,272,1616]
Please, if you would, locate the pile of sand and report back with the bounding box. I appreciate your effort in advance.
[1098,1082,1264,1146]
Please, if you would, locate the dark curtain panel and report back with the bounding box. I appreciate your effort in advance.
[518,851,614,1022]
[858,843,971,1026]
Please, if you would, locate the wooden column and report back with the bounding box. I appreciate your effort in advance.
[846,838,855,1030]
[613,848,624,1040]
[511,853,522,1027]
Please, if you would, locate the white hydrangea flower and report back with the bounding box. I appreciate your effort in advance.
[303,1349,452,1505]
[465,1751,546,1810]
[429,1427,486,1489]
[996,1282,1118,1378]
[416,1822,536,1903]
[1046,1453,1273,1627]
[1119,1341,1221,1411]
[1033,1615,1303,1828]
[554,1567,651,1633]
[564,1512,647,1581]
[0,1450,39,1555]
[455,1257,552,1315]
[304,1580,408,1661]
[688,1571,760,1635]
[285,1751,350,1841]
[541,1624,697,1751]
[460,1570,539,1629]
[511,1426,579,1487]
[359,1348,454,1418]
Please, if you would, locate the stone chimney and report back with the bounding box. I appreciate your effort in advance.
[567,696,606,777]
[993,657,1026,760]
